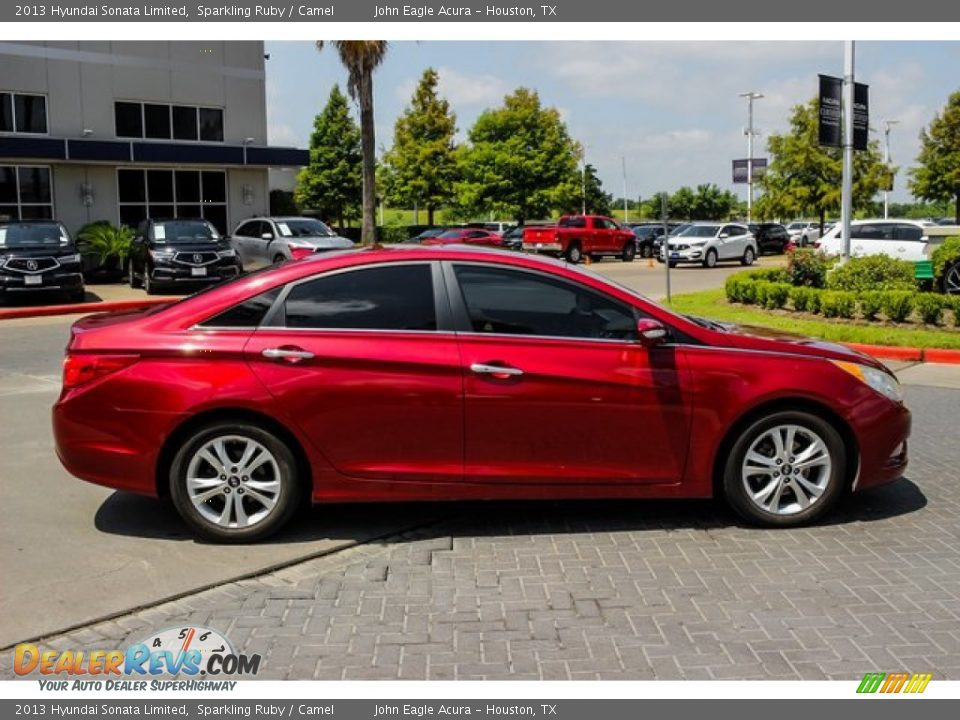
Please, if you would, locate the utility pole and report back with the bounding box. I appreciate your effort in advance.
[662,193,671,303]
[841,41,855,262]
[581,160,587,215]
[739,91,764,223]
[622,156,629,223]
[883,119,900,219]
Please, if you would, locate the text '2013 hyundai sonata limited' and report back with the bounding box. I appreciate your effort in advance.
[53,246,910,542]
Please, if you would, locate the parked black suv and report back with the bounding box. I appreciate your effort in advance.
[749,223,791,254]
[0,219,85,303]
[128,218,241,295]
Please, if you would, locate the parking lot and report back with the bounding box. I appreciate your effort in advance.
[2,258,959,681]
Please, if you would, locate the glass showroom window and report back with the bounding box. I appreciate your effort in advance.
[0,92,48,134]
[0,166,54,220]
[118,169,228,233]
[114,102,224,142]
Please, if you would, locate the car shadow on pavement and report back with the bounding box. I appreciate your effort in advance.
[0,289,104,307]
[93,477,927,545]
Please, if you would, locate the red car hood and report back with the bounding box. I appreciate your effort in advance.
[719,323,888,370]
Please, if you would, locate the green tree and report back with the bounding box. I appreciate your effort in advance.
[381,68,458,227]
[909,91,960,224]
[642,191,671,220]
[561,163,612,216]
[669,187,696,220]
[456,88,581,224]
[294,85,361,229]
[689,184,738,220]
[757,98,887,230]
[316,41,388,245]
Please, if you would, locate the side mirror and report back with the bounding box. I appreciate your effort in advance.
[261,233,274,240]
[719,233,729,239]
[636,318,669,347]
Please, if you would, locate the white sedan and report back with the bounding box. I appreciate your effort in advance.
[661,222,758,268]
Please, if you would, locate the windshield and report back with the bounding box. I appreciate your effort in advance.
[678,225,719,238]
[787,222,804,230]
[0,222,71,249]
[278,219,336,238]
[153,220,218,244]
[438,230,467,239]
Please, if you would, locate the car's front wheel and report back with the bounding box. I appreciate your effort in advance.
[942,260,960,294]
[703,249,718,268]
[621,242,637,262]
[169,421,301,542]
[723,410,846,527]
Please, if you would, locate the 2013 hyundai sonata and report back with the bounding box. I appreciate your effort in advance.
[53,246,910,542]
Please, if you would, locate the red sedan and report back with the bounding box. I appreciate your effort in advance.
[419,228,504,247]
[54,247,910,542]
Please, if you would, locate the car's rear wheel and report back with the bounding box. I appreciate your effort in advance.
[621,242,637,262]
[143,266,155,295]
[565,242,582,264]
[723,410,845,527]
[273,253,286,265]
[741,246,756,266]
[942,260,960,294]
[169,421,301,543]
[703,249,718,268]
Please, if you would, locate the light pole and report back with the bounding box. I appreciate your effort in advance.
[621,156,629,223]
[840,41,855,262]
[882,119,900,219]
[739,91,764,223]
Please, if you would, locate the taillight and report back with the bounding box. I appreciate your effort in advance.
[554,232,560,241]
[289,245,314,261]
[63,354,139,389]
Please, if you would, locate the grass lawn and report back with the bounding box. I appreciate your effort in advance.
[667,288,960,350]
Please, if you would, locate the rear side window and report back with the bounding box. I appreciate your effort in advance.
[201,287,281,328]
[281,264,437,331]
[896,224,923,241]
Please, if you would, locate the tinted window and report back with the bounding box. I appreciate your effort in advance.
[199,108,224,142]
[559,217,586,229]
[14,95,47,133]
[144,104,171,139]
[172,106,199,141]
[282,265,437,331]
[153,220,218,243]
[454,265,636,341]
[201,288,281,328]
[896,224,923,242]
[854,224,895,240]
[235,221,261,238]
[0,221,69,248]
[115,102,143,138]
[0,94,12,133]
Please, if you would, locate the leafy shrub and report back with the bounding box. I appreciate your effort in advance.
[858,291,884,321]
[739,280,758,305]
[786,248,831,288]
[752,281,771,308]
[378,225,411,244]
[789,286,817,313]
[820,291,856,319]
[882,291,915,323]
[914,293,945,325]
[764,283,791,310]
[932,236,960,287]
[77,223,134,265]
[948,296,960,328]
[725,275,744,303]
[825,255,916,293]
[751,268,790,284]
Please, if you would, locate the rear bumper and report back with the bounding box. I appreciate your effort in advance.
[523,242,562,253]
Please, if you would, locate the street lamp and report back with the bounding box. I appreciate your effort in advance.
[739,91,764,223]
[882,119,900,219]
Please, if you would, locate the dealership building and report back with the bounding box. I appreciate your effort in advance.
[0,41,307,236]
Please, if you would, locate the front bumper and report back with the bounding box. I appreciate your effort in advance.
[661,247,705,263]
[0,270,84,293]
[149,261,240,285]
[850,397,911,492]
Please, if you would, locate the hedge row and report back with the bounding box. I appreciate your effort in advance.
[725,272,960,326]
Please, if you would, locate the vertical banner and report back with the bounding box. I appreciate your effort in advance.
[818,74,842,148]
[853,82,869,151]
[732,159,767,183]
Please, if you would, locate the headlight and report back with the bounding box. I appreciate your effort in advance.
[218,248,236,258]
[62,253,81,264]
[831,360,903,403]
[690,242,706,248]
[149,248,175,260]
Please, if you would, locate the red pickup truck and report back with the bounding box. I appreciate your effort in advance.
[522,215,637,264]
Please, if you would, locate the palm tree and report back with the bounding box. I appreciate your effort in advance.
[316,41,388,245]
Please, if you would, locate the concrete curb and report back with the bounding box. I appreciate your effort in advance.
[842,342,960,365]
[0,298,176,321]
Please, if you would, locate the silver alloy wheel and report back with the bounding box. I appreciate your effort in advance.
[569,245,581,263]
[185,434,282,529]
[740,424,832,516]
[944,264,960,294]
[706,250,717,267]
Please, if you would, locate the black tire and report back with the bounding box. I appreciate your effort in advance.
[169,421,301,543]
[941,260,960,295]
[703,249,718,269]
[565,242,582,264]
[143,265,156,295]
[741,246,756,266]
[640,243,653,259]
[128,260,141,289]
[722,410,846,528]
[621,242,637,263]
[273,254,286,265]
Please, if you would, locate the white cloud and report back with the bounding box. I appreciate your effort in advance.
[394,66,509,108]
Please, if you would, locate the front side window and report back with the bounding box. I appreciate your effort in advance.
[281,264,437,331]
[896,224,923,242]
[453,265,637,341]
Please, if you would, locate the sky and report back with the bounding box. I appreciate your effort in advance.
[265,41,960,206]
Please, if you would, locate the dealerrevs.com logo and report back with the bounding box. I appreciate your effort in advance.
[857,672,933,694]
[14,626,260,689]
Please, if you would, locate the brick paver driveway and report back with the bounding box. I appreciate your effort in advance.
[5,384,958,681]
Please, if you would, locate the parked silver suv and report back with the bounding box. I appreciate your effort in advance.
[229,216,354,270]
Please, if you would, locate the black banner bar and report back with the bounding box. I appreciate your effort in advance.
[853,82,869,151]
[818,74,843,149]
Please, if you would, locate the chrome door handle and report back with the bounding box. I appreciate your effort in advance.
[262,347,315,361]
[470,363,523,378]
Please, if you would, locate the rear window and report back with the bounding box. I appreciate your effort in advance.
[558,217,586,229]
[200,287,282,328]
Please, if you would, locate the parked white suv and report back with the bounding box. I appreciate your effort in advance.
[816,219,939,263]
[786,221,821,247]
[661,222,757,268]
